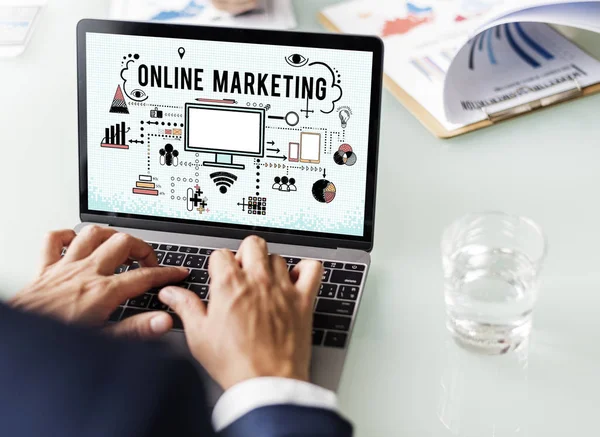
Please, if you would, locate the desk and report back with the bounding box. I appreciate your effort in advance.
[1,1,600,435]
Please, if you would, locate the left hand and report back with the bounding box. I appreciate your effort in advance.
[212,0,258,15]
[9,226,190,339]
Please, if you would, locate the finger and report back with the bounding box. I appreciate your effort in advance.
[92,232,158,275]
[109,266,190,304]
[236,236,270,280]
[63,225,117,262]
[40,229,77,270]
[291,260,323,305]
[105,311,172,340]
[159,286,206,329]
[208,249,241,289]
[270,254,293,288]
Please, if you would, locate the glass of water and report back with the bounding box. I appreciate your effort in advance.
[441,212,547,354]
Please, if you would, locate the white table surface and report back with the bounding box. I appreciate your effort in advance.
[2,1,600,436]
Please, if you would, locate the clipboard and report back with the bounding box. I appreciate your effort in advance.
[318,12,600,139]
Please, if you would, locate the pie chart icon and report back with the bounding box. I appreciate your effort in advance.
[312,179,336,204]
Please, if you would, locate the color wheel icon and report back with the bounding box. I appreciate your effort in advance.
[312,179,336,204]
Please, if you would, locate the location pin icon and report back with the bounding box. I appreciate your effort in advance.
[178,47,185,59]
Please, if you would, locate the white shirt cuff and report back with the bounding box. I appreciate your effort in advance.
[212,377,338,432]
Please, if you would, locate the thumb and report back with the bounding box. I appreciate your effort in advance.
[105,311,172,340]
[159,286,207,330]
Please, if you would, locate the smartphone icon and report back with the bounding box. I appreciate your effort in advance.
[289,142,299,162]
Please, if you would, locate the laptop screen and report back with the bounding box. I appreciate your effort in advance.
[85,31,374,238]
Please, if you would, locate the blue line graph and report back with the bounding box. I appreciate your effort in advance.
[515,22,554,60]
[486,29,497,65]
[505,23,540,68]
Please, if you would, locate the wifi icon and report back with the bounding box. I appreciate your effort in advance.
[210,172,238,194]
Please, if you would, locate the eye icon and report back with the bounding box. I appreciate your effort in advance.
[130,89,148,101]
[285,54,308,67]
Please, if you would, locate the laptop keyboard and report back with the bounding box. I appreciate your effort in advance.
[109,242,366,349]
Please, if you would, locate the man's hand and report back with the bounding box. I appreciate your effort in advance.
[9,227,189,339]
[212,0,258,15]
[159,236,323,390]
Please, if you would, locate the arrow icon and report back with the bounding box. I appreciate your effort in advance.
[267,148,280,153]
[129,139,144,144]
[267,141,275,146]
[323,168,327,178]
[267,155,287,161]
[146,121,159,125]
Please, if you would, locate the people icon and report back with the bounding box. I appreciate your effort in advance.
[272,176,282,191]
[159,143,179,167]
[272,176,297,192]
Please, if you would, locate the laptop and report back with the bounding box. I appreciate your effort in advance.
[76,19,383,402]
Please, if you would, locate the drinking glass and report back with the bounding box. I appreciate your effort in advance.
[441,212,547,354]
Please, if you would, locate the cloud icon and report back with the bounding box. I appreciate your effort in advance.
[120,55,148,102]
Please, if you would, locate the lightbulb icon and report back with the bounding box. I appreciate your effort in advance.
[339,109,351,128]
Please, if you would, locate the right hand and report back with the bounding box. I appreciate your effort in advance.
[159,236,323,390]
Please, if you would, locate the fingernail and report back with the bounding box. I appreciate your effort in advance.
[150,314,170,334]
[160,287,175,303]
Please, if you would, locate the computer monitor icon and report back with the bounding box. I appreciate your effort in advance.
[184,103,265,170]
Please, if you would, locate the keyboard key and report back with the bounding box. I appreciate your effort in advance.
[127,293,152,309]
[200,248,215,255]
[149,295,169,311]
[163,253,185,266]
[148,243,159,249]
[189,284,209,299]
[184,255,206,269]
[114,265,128,274]
[121,308,150,320]
[316,299,355,316]
[324,332,348,348]
[312,329,325,346]
[322,269,332,283]
[159,244,179,252]
[319,284,337,298]
[170,314,184,330]
[109,307,124,322]
[179,246,199,254]
[337,286,359,301]
[128,262,140,271]
[188,269,209,284]
[330,269,363,286]
[323,261,344,269]
[154,251,165,264]
[345,263,366,272]
[284,257,302,265]
[147,287,162,295]
[313,314,351,331]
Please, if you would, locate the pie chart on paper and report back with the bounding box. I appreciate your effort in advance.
[312,179,336,204]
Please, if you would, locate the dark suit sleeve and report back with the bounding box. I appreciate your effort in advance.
[0,303,214,437]
[220,405,353,437]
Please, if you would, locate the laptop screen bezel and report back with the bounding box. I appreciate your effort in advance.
[77,19,383,252]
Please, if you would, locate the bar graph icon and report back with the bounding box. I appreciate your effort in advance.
[101,122,130,150]
[132,175,159,196]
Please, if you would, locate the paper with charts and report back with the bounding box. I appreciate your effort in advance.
[86,33,373,237]
[322,0,600,132]
[110,0,296,30]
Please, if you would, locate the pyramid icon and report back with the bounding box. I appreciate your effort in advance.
[110,85,129,114]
